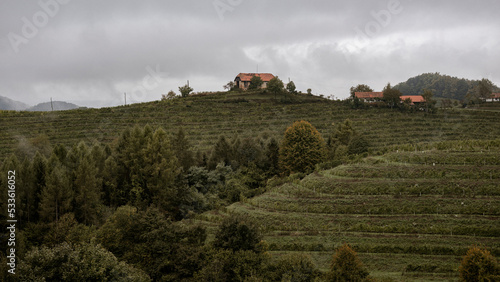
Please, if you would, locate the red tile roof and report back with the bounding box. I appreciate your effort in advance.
[401,95,425,103]
[354,92,383,99]
[235,73,275,82]
[491,93,500,99]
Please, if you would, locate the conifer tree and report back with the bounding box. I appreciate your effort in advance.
[74,155,102,225]
[172,128,194,171]
[30,151,48,221]
[144,128,179,211]
[39,165,73,223]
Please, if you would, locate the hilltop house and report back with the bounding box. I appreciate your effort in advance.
[355,92,425,105]
[401,95,425,105]
[354,92,383,102]
[234,73,275,90]
[485,93,500,102]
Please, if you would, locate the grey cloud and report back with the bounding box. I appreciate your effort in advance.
[1,0,499,107]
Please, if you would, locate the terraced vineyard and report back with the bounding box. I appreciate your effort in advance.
[198,140,500,281]
[1,91,500,156]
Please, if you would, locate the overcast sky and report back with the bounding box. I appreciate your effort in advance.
[1,0,499,107]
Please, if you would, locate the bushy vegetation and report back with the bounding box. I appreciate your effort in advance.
[1,91,500,280]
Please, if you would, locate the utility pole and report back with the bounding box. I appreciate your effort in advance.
[50,97,54,111]
[124,92,127,106]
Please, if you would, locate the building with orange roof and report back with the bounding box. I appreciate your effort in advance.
[234,73,275,90]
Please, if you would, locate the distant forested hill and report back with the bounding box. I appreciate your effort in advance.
[394,73,500,101]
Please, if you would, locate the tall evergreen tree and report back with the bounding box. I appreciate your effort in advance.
[172,128,194,171]
[74,155,102,225]
[39,165,73,223]
[30,151,48,221]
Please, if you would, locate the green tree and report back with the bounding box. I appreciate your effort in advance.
[143,128,180,214]
[74,154,102,225]
[279,121,326,174]
[268,76,285,99]
[224,81,236,91]
[18,242,150,281]
[347,134,369,155]
[459,246,500,282]
[328,243,369,281]
[421,89,437,113]
[97,206,206,280]
[383,83,402,109]
[268,253,320,281]
[172,128,194,171]
[213,216,263,253]
[286,81,297,94]
[30,151,48,221]
[350,84,374,98]
[208,135,233,169]
[248,75,263,90]
[195,249,267,281]
[179,84,194,97]
[39,165,73,223]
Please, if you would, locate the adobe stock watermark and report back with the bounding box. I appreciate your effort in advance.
[128,65,169,104]
[7,0,72,54]
[342,0,404,63]
[213,0,243,21]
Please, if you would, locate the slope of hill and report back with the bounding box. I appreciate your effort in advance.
[1,90,500,156]
[394,73,500,101]
[0,95,29,110]
[27,101,80,111]
[198,139,500,280]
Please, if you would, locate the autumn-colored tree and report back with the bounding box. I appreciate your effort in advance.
[279,121,326,174]
[328,243,369,281]
[459,246,500,282]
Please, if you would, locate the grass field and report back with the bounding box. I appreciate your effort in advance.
[1,91,500,156]
[197,140,500,281]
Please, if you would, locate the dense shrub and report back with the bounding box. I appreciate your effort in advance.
[279,120,326,174]
[459,246,500,281]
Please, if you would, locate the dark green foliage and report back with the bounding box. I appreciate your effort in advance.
[208,135,233,169]
[267,253,320,281]
[383,83,402,109]
[97,206,206,281]
[350,84,374,97]
[328,243,369,281]
[268,76,285,98]
[279,120,327,174]
[459,246,500,281]
[18,242,150,281]
[347,134,369,155]
[39,165,72,223]
[195,249,267,281]
[394,72,500,101]
[286,80,297,94]
[179,83,194,97]
[264,138,280,176]
[213,216,263,253]
[248,75,263,90]
[172,128,194,171]
[73,154,102,225]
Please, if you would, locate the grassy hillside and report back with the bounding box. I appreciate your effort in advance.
[1,90,500,156]
[198,139,500,281]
